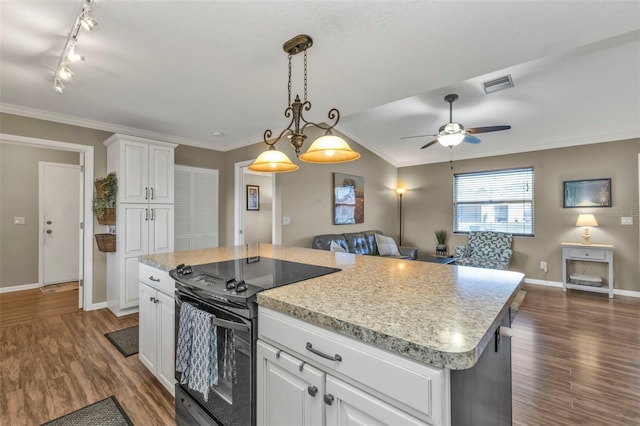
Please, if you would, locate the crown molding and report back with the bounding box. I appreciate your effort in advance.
[0,102,232,151]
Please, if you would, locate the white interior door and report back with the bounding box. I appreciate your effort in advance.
[40,162,80,285]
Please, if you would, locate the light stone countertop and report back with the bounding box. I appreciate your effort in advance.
[142,243,524,370]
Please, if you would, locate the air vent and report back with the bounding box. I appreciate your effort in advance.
[482,75,514,94]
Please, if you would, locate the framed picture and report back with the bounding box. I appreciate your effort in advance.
[246,185,260,210]
[333,173,364,224]
[563,178,611,208]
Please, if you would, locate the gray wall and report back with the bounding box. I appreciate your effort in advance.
[0,144,79,287]
[398,138,640,292]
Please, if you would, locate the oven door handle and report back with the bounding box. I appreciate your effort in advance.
[176,294,250,333]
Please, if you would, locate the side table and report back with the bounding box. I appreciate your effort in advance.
[561,242,614,298]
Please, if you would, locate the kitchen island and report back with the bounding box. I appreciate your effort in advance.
[142,243,524,426]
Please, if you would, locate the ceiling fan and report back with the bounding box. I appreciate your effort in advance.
[401,94,511,149]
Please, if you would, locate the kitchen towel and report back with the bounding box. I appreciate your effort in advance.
[176,302,219,401]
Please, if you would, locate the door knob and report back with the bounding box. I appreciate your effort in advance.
[46,230,53,234]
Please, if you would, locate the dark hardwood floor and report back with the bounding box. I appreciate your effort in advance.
[511,284,640,426]
[0,283,638,425]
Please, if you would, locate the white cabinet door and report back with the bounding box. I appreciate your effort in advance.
[122,204,149,257]
[121,141,149,203]
[325,375,425,426]
[149,205,174,254]
[139,282,157,372]
[257,340,325,426]
[156,290,176,396]
[123,257,140,308]
[149,145,175,204]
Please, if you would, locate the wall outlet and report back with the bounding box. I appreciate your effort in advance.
[540,261,548,273]
[283,216,291,226]
[14,216,25,225]
[621,217,633,225]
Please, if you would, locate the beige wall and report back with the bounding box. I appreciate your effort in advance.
[398,138,640,292]
[1,113,113,302]
[244,173,273,244]
[0,144,79,287]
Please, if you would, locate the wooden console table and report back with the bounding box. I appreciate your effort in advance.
[561,242,614,298]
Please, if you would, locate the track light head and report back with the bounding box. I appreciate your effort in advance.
[53,79,64,93]
[57,65,74,80]
[80,12,98,31]
[66,41,85,62]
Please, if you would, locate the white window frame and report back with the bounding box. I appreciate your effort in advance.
[453,167,534,237]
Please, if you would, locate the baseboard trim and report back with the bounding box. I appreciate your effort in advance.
[524,278,563,288]
[524,278,640,298]
[0,283,40,293]
[89,302,108,311]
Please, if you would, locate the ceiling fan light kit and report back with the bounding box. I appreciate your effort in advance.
[404,93,512,150]
[249,34,360,173]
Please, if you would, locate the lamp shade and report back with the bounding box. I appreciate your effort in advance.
[249,148,299,173]
[576,214,598,227]
[299,134,361,163]
[437,133,465,147]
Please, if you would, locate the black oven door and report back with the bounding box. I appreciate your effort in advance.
[175,291,255,426]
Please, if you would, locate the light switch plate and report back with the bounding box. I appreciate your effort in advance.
[283,216,291,226]
[14,216,25,225]
[621,217,633,225]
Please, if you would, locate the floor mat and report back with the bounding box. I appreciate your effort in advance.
[40,281,79,294]
[41,396,133,426]
[105,325,139,357]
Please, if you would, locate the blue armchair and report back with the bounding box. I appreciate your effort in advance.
[454,231,513,270]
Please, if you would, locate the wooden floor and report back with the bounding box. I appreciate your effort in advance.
[0,288,175,425]
[0,283,638,425]
[511,284,640,425]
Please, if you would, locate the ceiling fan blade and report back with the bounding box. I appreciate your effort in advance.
[400,134,435,140]
[463,134,481,144]
[467,125,511,134]
[420,139,438,149]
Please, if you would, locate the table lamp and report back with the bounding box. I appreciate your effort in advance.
[576,214,598,245]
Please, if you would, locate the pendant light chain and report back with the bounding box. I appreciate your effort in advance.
[287,54,292,106]
[303,49,308,102]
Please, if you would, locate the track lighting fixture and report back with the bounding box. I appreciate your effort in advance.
[249,34,360,173]
[52,0,97,93]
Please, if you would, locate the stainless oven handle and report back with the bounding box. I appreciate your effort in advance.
[176,294,250,333]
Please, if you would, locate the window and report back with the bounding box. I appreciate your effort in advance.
[454,167,534,236]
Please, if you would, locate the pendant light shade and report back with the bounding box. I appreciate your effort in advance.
[299,134,361,163]
[248,147,299,173]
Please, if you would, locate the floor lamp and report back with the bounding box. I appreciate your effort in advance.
[395,188,406,245]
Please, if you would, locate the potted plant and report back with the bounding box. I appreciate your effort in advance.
[93,172,117,226]
[435,229,448,256]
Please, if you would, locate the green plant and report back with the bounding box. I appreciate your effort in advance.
[93,172,117,219]
[435,229,448,245]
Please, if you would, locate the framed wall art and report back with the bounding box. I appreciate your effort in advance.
[246,185,260,210]
[333,173,364,224]
[563,178,611,208]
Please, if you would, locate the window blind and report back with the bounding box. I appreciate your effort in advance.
[453,167,534,236]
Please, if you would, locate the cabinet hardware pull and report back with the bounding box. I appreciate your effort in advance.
[145,208,149,221]
[150,187,154,200]
[150,208,155,221]
[323,394,334,405]
[275,349,283,359]
[307,386,318,397]
[306,342,342,362]
[150,296,155,302]
[145,187,149,200]
[149,276,160,282]
[299,361,306,372]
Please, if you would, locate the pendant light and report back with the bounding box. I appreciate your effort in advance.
[249,34,360,173]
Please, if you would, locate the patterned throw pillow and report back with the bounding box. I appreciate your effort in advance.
[375,234,400,256]
[329,240,346,253]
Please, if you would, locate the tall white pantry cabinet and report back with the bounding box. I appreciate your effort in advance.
[104,134,177,316]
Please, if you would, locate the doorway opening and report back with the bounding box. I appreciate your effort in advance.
[234,159,277,245]
[0,133,94,310]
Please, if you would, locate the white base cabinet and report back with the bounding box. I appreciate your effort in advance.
[138,263,176,397]
[258,307,448,426]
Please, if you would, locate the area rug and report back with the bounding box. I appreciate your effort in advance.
[105,325,139,357]
[40,281,79,294]
[41,396,133,426]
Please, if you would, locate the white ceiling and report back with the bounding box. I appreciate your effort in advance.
[1,1,639,166]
